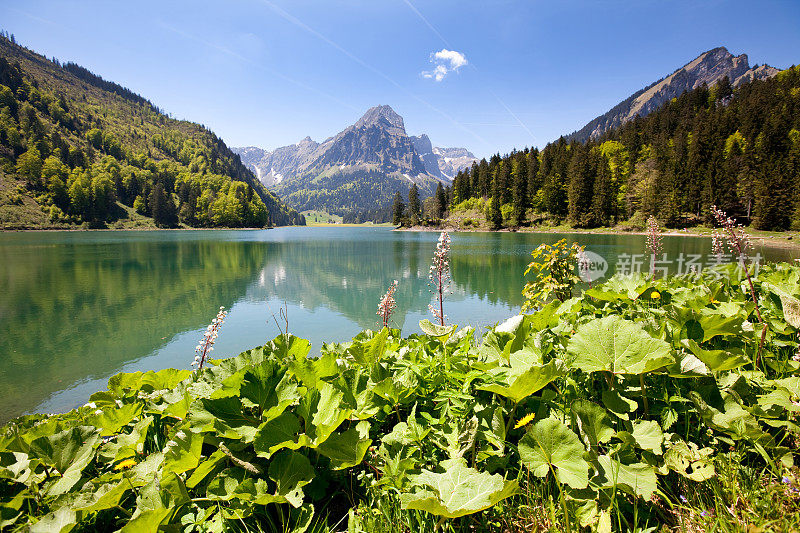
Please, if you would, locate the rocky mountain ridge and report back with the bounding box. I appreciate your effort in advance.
[567,46,779,142]
[234,105,477,188]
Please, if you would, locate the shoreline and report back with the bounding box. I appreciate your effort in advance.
[0,225,283,233]
[1,222,394,232]
[396,223,800,250]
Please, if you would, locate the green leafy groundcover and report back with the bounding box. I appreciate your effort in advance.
[2,263,800,532]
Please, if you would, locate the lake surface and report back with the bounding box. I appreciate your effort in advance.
[0,227,796,422]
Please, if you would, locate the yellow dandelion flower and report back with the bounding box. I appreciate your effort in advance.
[114,458,136,470]
[514,413,536,429]
[651,291,661,299]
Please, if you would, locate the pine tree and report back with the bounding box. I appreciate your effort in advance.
[494,161,511,205]
[567,143,593,226]
[150,182,178,228]
[477,159,490,198]
[434,182,446,219]
[391,191,405,225]
[589,151,612,227]
[511,157,527,226]
[408,184,420,222]
[526,148,540,208]
[489,178,503,230]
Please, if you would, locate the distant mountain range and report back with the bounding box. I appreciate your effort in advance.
[566,47,779,142]
[233,105,477,213]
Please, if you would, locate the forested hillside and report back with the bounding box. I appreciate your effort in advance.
[451,68,800,230]
[0,33,304,228]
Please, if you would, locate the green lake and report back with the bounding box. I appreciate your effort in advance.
[0,227,796,422]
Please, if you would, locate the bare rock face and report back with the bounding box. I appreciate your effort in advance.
[433,146,478,180]
[353,104,407,136]
[411,134,444,179]
[567,47,780,142]
[233,105,477,212]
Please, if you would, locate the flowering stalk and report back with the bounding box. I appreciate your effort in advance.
[711,206,766,367]
[577,248,592,288]
[377,280,398,329]
[428,231,451,326]
[711,206,761,321]
[192,306,227,370]
[645,216,663,278]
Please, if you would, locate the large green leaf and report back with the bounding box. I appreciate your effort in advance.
[98,416,153,463]
[253,412,304,458]
[289,350,338,390]
[29,426,100,474]
[779,291,800,329]
[419,319,457,340]
[295,384,352,447]
[87,402,143,437]
[572,400,615,447]
[267,335,312,360]
[697,309,744,341]
[30,507,76,533]
[241,364,300,420]
[316,422,372,470]
[690,392,764,441]
[347,327,391,364]
[269,450,315,507]
[189,396,259,441]
[74,480,130,512]
[667,348,709,378]
[630,420,663,455]
[119,507,172,533]
[681,339,749,372]
[400,458,518,518]
[567,316,673,375]
[129,452,165,486]
[163,429,204,476]
[519,418,588,489]
[595,455,657,499]
[601,389,637,420]
[108,368,191,396]
[478,360,562,404]
[186,450,226,489]
[664,437,715,481]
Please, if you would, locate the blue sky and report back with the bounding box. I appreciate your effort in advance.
[2,1,799,158]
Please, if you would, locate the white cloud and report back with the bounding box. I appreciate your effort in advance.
[421,49,467,82]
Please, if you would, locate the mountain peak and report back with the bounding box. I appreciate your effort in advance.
[566,46,779,142]
[354,105,406,135]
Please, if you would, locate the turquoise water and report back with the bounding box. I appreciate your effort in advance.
[0,227,795,422]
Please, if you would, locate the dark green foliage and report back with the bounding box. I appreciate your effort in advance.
[408,183,420,221]
[433,182,446,219]
[567,143,593,226]
[391,191,405,225]
[510,154,527,226]
[149,182,178,228]
[489,178,503,230]
[452,71,800,230]
[0,35,302,228]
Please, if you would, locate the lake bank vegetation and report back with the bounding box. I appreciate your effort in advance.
[2,223,800,531]
[0,33,304,230]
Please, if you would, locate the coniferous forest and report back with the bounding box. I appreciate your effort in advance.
[0,34,305,228]
[449,68,800,231]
